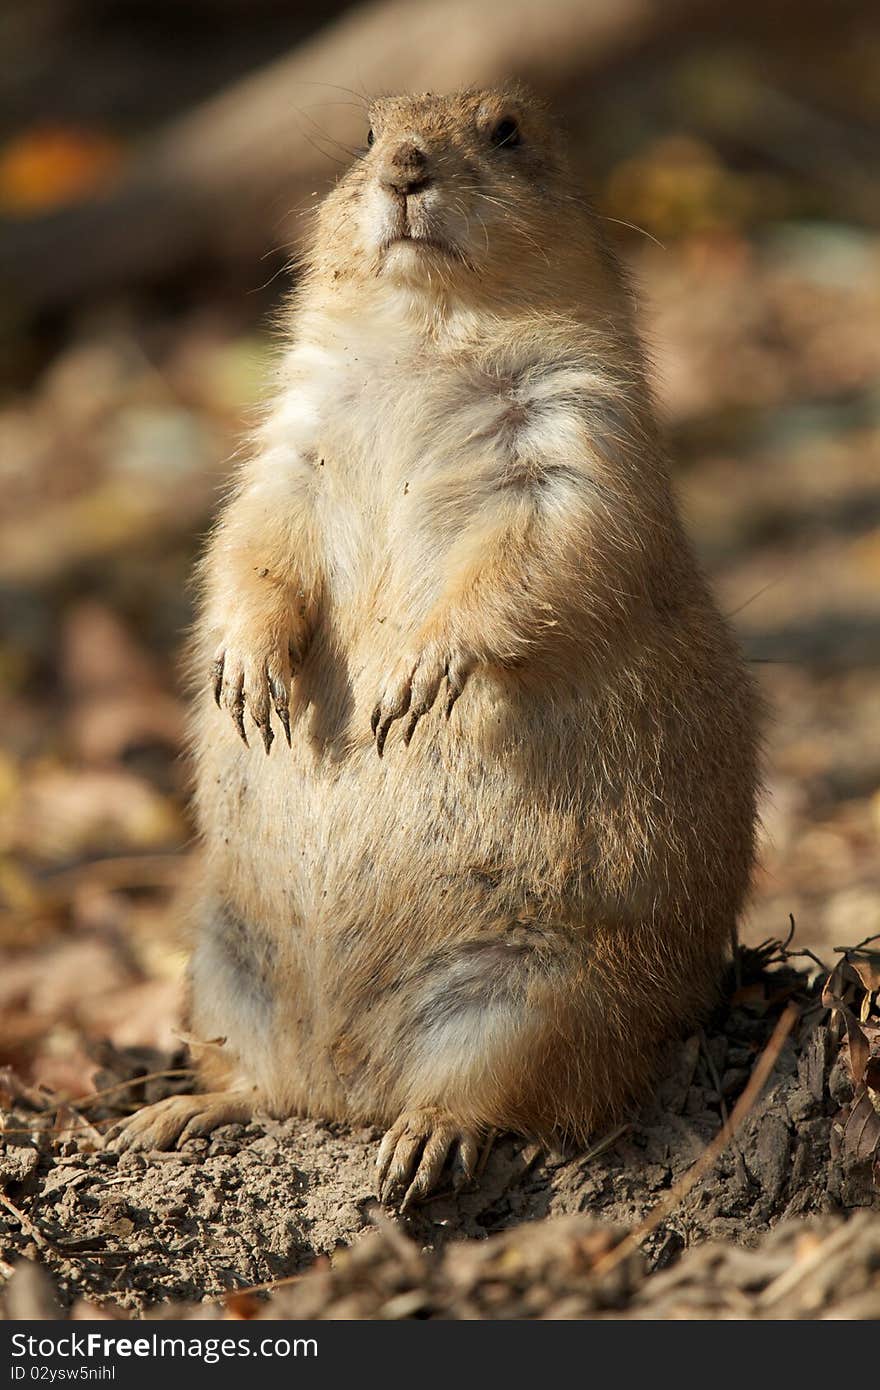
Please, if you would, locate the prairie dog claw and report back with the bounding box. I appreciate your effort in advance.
[213,640,295,753]
[270,675,292,745]
[372,643,471,755]
[212,657,224,707]
[376,1107,480,1209]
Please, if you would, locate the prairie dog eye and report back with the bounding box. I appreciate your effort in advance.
[367,128,375,147]
[490,117,521,149]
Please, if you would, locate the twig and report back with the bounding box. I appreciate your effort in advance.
[578,1122,631,1165]
[0,1121,110,1137]
[833,933,880,955]
[755,1221,854,1309]
[698,1029,731,1133]
[593,1003,799,1276]
[0,1192,59,1253]
[220,1272,306,1303]
[66,1069,195,1112]
[736,914,827,992]
[476,1127,498,1179]
[40,854,185,895]
[0,1071,196,1137]
[785,948,828,975]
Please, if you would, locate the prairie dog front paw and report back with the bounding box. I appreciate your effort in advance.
[212,632,297,752]
[211,579,312,752]
[371,639,473,756]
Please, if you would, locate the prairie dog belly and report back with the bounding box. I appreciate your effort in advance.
[191,667,591,1116]
[196,660,586,938]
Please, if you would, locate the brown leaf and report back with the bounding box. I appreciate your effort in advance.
[822,958,873,1086]
[843,1018,871,1088]
[842,1087,880,1163]
[52,1103,103,1152]
[849,950,880,995]
[822,958,860,1011]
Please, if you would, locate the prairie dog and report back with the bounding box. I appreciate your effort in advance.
[111,86,759,1207]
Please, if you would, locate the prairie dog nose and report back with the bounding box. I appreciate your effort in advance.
[380,140,432,196]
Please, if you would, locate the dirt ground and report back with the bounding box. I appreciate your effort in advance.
[0,947,878,1319]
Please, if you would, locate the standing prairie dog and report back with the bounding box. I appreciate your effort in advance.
[111,85,759,1207]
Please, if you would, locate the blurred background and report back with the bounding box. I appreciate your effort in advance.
[0,0,878,1096]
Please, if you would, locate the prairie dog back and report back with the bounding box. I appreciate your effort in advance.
[111,86,760,1209]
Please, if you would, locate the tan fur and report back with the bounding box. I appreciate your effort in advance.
[113,87,759,1197]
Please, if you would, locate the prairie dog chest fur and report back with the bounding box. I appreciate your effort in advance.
[261,307,624,639]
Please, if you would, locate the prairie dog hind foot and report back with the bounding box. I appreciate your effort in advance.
[376,1107,481,1210]
[104,1092,254,1154]
[105,1089,481,1213]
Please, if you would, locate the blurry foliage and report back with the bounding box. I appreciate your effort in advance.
[604,136,792,239]
[0,127,122,216]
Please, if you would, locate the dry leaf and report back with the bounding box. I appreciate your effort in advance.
[849,950,880,996]
[842,1089,880,1164]
[823,946,880,1181]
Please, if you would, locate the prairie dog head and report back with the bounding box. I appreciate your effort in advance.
[306,85,615,312]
